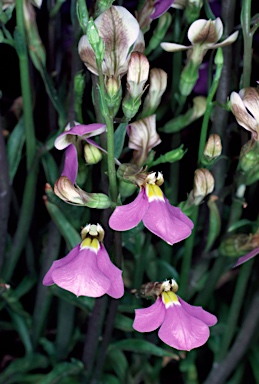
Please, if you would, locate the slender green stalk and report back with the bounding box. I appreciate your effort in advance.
[179,206,199,296]
[95,60,118,204]
[15,0,36,170]
[194,256,226,306]
[55,300,75,360]
[3,161,38,281]
[241,0,252,87]
[198,48,223,164]
[0,115,11,273]
[216,260,254,362]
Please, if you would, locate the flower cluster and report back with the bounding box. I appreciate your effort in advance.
[42,4,218,353]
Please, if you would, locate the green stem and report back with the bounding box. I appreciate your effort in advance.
[95,60,118,204]
[3,161,38,281]
[198,49,223,164]
[15,0,36,170]
[55,300,75,360]
[216,259,254,362]
[241,0,252,87]
[179,206,199,296]
[194,256,226,306]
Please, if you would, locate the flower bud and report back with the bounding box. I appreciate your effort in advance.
[127,52,149,99]
[54,176,111,208]
[239,140,259,172]
[142,68,167,117]
[202,134,222,165]
[86,18,105,62]
[185,0,203,24]
[193,168,214,200]
[105,76,121,99]
[84,143,102,165]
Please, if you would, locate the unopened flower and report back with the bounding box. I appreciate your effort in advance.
[55,122,106,184]
[126,52,149,99]
[54,176,110,208]
[142,68,167,116]
[230,88,259,141]
[84,143,102,165]
[133,279,217,351]
[127,115,161,166]
[109,172,193,245]
[78,6,144,79]
[43,224,124,298]
[220,233,259,258]
[192,168,214,204]
[204,134,222,161]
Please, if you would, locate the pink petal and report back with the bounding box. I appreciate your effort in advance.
[142,196,193,244]
[43,245,80,286]
[151,0,173,19]
[158,305,210,351]
[51,248,111,297]
[178,298,217,326]
[133,298,165,332]
[68,123,106,138]
[233,246,259,268]
[109,189,149,231]
[61,144,78,184]
[97,245,124,299]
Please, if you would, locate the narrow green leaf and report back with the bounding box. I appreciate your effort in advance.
[44,200,81,249]
[109,339,177,357]
[147,259,178,282]
[114,123,127,159]
[7,117,25,183]
[38,360,84,384]
[227,219,258,233]
[7,310,33,354]
[12,275,36,300]
[148,145,187,167]
[41,152,60,186]
[114,313,134,332]
[205,198,221,251]
[0,354,48,384]
[100,374,120,384]
[106,349,129,383]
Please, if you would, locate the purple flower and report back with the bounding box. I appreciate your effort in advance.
[109,172,193,245]
[55,123,106,184]
[133,280,217,351]
[43,224,124,298]
[151,0,174,19]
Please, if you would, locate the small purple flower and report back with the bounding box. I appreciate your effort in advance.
[43,224,124,298]
[55,123,106,184]
[151,0,174,19]
[133,280,217,351]
[109,172,193,245]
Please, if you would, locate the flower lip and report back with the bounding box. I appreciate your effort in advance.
[55,124,106,150]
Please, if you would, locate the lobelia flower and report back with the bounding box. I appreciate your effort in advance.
[230,87,259,141]
[161,18,238,95]
[55,122,106,184]
[109,170,193,245]
[127,115,161,166]
[78,6,145,79]
[133,279,217,351]
[53,122,110,207]
[161,18,238,62]
[43,224,124,298]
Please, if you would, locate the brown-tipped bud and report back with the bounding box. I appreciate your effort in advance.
[203,134,222,163]
[186,168,215,206]
[142,68,167,116]
[105,76,121,99]
[84,143,102,165]
[126,52,149,99]
[81,223,104,242]
[117,163,148,187]
[54,176,111,208]
[239,140,259,172]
